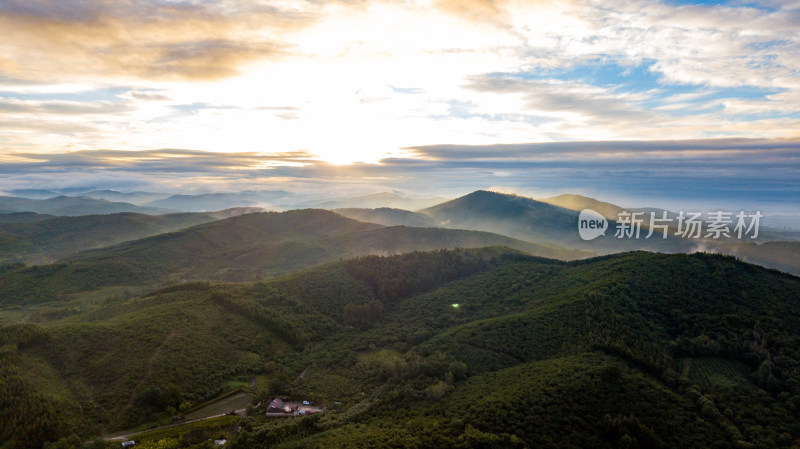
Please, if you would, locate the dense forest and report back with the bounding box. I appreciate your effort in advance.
[0,210,586,306]
[1,248,799,448]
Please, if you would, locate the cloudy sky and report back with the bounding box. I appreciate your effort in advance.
[0,0,798,215]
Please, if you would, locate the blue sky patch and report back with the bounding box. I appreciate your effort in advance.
[0,87,128,102]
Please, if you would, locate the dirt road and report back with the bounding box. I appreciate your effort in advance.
[104,408,245,442]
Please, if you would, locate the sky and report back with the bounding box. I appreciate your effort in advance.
[0,0,798,218]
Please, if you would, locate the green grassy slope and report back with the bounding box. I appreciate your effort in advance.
[3,249,800,448]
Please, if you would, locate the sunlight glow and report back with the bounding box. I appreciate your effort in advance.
[0,0,798,168]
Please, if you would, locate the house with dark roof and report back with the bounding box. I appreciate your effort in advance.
[267,398,285,413]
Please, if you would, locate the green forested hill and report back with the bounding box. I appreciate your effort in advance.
[334,207,437,227]
[2,249,799,448]
[0,210,587,305]
[422,190,579,242]
[0,212,55,224]
[0,212,222,264]
[421,190,695,255]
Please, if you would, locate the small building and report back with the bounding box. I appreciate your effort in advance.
[121,441,136,448]
[267,398,285,413]
[214,439,227,446]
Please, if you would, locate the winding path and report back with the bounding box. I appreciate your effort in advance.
[104,409,245,442]
[105,330,177,433]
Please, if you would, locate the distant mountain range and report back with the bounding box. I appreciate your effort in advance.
[535,192,800,273]
[77,190,170,204]
[0,195,175,216]
[142,190,293,211]
[335,207,438,227]
[2,188,797,276]
[2,189,448,213]
[0,209,589,305]
[338,191,795,274]
[4,188,170,203]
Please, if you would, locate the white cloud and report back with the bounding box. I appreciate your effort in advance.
[0,0,799,163]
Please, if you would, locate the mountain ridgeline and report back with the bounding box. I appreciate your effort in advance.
[0,212,224,265]
[1,249,799,449]
[0,209,588,305]
[3,189,797,275]
[0,195,175,216]
[334,207,438,228]
[421,190,695,254]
